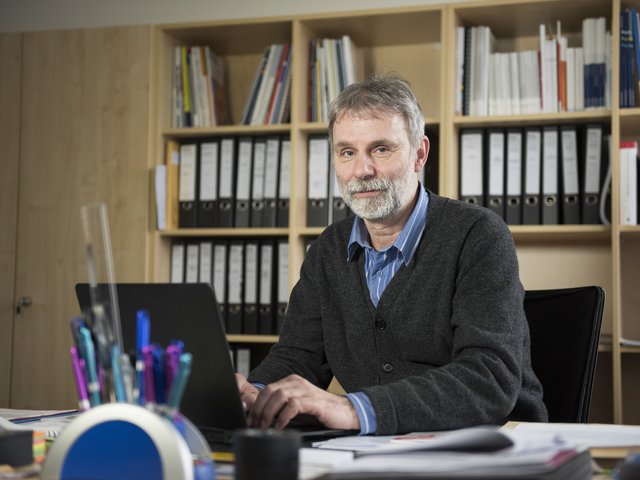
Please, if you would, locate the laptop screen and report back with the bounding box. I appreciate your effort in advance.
[75,283,248,435]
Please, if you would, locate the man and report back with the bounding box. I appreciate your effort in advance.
[236,74,548,435]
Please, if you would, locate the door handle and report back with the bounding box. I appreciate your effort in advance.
[16,296,32,314]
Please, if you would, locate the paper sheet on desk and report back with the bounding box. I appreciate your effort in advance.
[0,409,79,439]
[313,426,553,455]
[511,422,640,448]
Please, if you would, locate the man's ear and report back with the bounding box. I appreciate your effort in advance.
[414,136,430,172]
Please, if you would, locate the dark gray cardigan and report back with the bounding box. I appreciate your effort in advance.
[249,191,548,434]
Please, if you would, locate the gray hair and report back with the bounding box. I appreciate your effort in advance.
[328,74,425,152]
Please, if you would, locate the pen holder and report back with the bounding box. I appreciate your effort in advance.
[41,403,215,480]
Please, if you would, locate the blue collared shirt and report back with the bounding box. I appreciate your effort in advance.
[346,185,429,434]
[347,185,429,306]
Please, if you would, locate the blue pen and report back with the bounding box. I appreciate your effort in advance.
[70,316,87,351]
[166,352,192,416]
[135,309,150,405]
[110,344,126,402]
[79,326,101,407]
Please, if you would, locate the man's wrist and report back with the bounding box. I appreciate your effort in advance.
[346,392,377,435]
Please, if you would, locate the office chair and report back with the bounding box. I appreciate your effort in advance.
[523,286,605,423]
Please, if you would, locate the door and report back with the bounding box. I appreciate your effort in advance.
[0,33,22,407]
[10,26,152,408]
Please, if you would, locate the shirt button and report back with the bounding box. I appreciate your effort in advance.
[375,318,386,330]
[377,271,383,277]
[382,363,394,373]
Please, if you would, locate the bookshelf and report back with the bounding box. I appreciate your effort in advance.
[149,0,640,425]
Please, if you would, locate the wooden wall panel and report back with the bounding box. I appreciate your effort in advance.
[10,26,152,408]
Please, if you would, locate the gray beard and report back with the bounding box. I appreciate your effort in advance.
[341,175,407,221]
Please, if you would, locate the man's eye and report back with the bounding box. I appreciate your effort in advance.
[341,150,355,158]
[374,146,390,155]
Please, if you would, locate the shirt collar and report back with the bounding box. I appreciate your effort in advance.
[347,184,429,265]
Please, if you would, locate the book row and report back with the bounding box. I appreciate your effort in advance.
[456,17,611,116]
[170,238,289,336]
[308,35,364,123]
[171,45,231,128]
[620,7,640,108]
[459,124,610,225]
[171,35,363,127]
[240,43,292,125]
[171,135,291,229]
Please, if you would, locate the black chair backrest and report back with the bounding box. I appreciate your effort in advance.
[524,286,605,423]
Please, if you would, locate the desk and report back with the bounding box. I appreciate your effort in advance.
[211,446,621,479]
[0,453,624,479]
[4,420,640,479]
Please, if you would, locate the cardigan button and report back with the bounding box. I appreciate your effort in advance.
[375,318,386,330]
[382,363,394,373]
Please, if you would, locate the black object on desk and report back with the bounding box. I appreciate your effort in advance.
[233,429,301,480]
[0,430,33,467]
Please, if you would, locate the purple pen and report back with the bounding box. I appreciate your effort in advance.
[70,346,90,411]
[143,345,156,405]
[165,344,180,397]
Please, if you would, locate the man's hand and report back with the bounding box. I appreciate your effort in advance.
[236,373,260,412]
[246,374,360,431]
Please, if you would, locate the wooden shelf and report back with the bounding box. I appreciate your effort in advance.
[158,228,288,238]
[620,225,640,237]
[162,124,292,139]
[621,345,640,354]
[454,110,611,128]
[147,0,640,426]
[227,334,279,344]
[511,225,611,242]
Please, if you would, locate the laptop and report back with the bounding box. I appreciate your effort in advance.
[75,283,357,448]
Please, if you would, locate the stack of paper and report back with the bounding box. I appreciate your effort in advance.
[310,426,591,479]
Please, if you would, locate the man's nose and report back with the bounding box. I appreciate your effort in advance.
[354,153,375,178]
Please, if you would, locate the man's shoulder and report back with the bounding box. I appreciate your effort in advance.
[305,217,353,258]
[430,192,504,221]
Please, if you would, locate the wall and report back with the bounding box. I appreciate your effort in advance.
[0,0,462,33]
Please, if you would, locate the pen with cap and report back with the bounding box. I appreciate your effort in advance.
[142,345,156,407]
[110,344,127,402]
[165,352,192,418]
[78,326,101,407]
[135,309,150,405]
[70,346,90,411]
[152,346,166,404]
[165,343,180,395]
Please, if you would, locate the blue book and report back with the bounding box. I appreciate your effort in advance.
[631,7,640,106]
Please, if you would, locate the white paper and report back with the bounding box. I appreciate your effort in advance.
[513,422,640,448]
